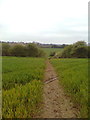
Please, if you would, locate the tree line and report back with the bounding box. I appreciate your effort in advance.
[2,43,46,57]
[52,41,90,58]
[1,41,90,58]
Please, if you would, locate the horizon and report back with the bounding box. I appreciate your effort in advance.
[0,0,88,44]
[1,40,89,46]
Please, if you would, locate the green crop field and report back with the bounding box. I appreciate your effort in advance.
[41,48,63,56]
[2,56,89,118]
[51,58,88,118]
[2,57,45,118]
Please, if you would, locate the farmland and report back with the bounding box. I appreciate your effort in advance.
[2,56,88,118]
[51,58,88,117]
[41,48,63,56]
[2,57,45,118]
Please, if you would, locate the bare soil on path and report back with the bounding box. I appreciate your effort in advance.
[42,60,79,118]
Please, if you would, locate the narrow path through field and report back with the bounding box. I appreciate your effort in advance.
[42,60,78,118]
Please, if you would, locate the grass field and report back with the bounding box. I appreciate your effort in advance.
[2,57,45,118]
[41,48,63,56]
[51,58,88,118]
[2,56,88,118]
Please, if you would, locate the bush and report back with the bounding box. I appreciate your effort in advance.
[71,46,88,58]
[26,43,39,57]
[60,45,73,58]
[59,41,88,58]
[10,44,27,57]
[71,41,88,58]
[2,43,11,56]
[2,42,46,57]
[38,49,46,57]
[27,43,45,57]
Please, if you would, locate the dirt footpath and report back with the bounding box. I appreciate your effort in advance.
[42,60,79,118]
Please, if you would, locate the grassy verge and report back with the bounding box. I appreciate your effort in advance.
[51,58,88,118]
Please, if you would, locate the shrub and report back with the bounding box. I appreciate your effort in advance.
[10,44,27,57]
[38,49,46,57]
[2,43,11,56]
[59,41,88,58]
[60,45,73,58]
[71,41,88,58]
[26,43,39,57]
[27,43,45,57]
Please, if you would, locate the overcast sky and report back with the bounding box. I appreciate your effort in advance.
[0,0,89,44]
